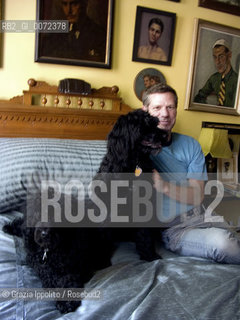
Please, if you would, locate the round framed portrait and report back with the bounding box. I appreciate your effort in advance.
[134,68,166,101]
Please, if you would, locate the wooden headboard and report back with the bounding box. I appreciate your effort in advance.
[0,79,133,140]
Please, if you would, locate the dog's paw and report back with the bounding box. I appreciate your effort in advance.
[56,300,82,314]
[140,252,162,262]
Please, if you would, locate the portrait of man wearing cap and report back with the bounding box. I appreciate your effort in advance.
[194,38,238,108]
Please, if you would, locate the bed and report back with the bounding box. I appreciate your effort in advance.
[0,79,239,320]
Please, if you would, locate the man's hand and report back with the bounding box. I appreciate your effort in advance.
[152,169,204,206]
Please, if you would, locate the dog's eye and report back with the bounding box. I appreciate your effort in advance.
[41,230,48,238]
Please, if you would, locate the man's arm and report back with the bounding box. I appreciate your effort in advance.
[194,77,214,104]
[153,170,205,206]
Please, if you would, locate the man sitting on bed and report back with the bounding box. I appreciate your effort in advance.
[142,83,240,264]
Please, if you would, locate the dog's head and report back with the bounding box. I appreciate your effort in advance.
[103,109,168,172]
[108,109,168,155]
[136,110,169,155]
[25,190,63,252]
[33,222,60,250]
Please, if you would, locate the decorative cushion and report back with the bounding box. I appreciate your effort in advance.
[0,138,106,213]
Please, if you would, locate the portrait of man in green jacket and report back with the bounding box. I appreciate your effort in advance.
[194,39,238,108]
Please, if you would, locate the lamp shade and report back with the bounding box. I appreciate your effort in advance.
[198,128,232,158]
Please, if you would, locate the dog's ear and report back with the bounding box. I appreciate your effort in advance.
[107,114,134,158]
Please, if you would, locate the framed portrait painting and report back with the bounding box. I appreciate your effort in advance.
[132,6,176,66]
[133,68,166,101]
[217,152,238,186]
[35,0,114,69]
[199,0,240,17]
[185,19,240,115]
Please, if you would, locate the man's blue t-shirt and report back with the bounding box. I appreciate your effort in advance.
[150,132,208,223]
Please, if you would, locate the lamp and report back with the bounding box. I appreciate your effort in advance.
[198,128,232,159]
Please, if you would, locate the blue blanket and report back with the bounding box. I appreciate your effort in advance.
[0,212,239,320]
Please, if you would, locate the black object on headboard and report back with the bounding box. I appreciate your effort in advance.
[58,79,91,95]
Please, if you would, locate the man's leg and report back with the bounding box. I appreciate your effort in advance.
[163,225,240,264]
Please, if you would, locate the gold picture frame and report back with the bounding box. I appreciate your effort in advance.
[185,19,240,115]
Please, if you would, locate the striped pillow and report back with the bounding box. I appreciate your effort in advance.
[0,138,106,213]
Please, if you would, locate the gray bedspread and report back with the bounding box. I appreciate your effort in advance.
[0,212,239,320]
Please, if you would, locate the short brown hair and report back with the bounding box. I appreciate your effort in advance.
[142,83,178,107]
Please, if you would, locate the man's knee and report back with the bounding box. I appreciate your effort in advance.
[170,227,240,264]
[207,228,240,263]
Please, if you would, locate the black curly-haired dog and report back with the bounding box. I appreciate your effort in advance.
[3,109,167,313]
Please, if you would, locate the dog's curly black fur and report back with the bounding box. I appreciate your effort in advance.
[3,198,113,313]
[98,109,168,262]
[3,109,167,313]
[99,109,167,173]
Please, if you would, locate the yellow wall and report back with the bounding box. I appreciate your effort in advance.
[0,0,239,139]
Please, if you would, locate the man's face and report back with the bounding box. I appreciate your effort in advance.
[61,0,81,24]
[143,92,177,135]
[213,46,232,75]
[148,23,162,45]
[143,76,151,88]
[150,78,156,86]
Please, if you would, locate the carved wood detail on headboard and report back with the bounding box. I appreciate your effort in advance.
[0,79,133,140]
